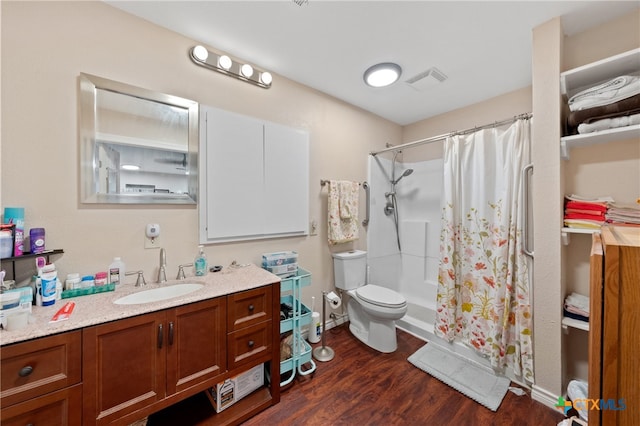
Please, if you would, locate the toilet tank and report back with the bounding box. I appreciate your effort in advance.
[332,250,367,290]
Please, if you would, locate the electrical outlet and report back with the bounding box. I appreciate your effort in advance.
[310,219,318,236]
[145,235,161,249]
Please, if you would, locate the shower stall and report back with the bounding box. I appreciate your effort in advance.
[367,153,492,368]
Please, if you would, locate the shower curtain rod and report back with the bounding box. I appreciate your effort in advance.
[369,112,532,156]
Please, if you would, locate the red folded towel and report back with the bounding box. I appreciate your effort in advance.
[565,200,608,212]
[565,208,607,216]
[564,212,605,221]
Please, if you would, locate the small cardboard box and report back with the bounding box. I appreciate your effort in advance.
[207,363,264,413]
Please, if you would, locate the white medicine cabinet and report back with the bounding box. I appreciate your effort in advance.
[199,105,309,243]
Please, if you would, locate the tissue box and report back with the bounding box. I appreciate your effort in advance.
[262,251,298,267]
[206,364,264,413]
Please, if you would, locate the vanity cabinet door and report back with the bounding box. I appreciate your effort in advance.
[166,297,226,395]
[83,311,166,425]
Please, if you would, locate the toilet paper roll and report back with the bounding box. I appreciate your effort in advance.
[326,291,342,309]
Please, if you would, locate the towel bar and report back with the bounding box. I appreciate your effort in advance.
[320,179,362,187]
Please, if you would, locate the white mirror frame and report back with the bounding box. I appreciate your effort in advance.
[79,73,199,204]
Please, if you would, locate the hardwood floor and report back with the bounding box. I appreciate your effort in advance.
[149,324,564,426]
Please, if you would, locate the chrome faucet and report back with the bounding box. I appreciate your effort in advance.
[157,248,167,283]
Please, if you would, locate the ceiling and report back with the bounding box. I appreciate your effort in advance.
[105,1,638,126]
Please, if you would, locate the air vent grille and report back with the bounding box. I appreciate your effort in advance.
[406,67,448,91]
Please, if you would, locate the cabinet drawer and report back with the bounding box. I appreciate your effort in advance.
[0,383,82,426]
[1,331,82,407]
[227,320,272,369]
[227,286,272,332]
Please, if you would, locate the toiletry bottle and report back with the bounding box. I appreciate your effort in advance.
[65,273,81,290]
[95,272,108,286]
[194,245,208,276]
[41,263,57,306]
[108,257,125,285]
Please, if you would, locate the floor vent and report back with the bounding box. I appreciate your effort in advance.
[406,67,448,91]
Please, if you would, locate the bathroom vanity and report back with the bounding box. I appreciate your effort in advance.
[0,265,281,426]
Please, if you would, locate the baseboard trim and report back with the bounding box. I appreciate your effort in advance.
[300,314,348,340]
[531,384,560,410]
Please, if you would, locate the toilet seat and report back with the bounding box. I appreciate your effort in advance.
[355,285,406,309]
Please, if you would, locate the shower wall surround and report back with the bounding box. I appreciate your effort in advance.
[366,156,443,308]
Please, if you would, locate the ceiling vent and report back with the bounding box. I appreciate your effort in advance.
[405,67,448,91]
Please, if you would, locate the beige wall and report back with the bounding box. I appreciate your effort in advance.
[0,1,401,311]
[401,87,532,160]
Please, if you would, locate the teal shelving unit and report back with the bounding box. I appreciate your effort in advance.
[279,267,316,386]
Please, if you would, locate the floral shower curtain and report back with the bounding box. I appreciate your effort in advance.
[435,118,534,383]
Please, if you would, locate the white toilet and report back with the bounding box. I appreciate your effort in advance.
[332,250,407,353]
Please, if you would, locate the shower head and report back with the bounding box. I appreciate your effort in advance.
[391,168,414,185]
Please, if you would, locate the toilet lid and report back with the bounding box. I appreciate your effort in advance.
[356,285,406,308]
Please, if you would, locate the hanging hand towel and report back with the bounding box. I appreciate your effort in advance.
[328,180,360,245]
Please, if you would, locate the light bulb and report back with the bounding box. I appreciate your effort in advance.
[218,55,232,70]
[192,45,209,62]
[240,64,254,78]
[260,72,273,85]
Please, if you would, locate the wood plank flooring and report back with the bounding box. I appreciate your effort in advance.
[149,324,565,425]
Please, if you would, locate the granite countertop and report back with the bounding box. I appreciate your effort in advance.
[0,264,279,346]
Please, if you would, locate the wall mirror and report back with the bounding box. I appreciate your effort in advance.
[79,73,198,204]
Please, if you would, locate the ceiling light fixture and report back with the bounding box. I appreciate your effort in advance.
[189,45,272,89]
[363,62,402,88]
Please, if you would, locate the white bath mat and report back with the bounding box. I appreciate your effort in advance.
[408,343,510,411]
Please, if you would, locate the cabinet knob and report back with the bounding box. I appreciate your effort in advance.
[248,304,254,312]
[18,366,33,377]
[248,340,255,348]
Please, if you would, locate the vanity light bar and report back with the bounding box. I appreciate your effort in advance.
[189,45,272,89]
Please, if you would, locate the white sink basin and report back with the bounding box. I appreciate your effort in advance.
[114,283,203,305]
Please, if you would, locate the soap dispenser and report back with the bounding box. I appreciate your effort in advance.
[194,245,208,276]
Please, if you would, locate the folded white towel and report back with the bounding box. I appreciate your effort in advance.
[577,113,640,134]
[565,292,590,313]
[569,75,640,111]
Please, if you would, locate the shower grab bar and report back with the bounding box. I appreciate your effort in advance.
[362,181,370,227]
[521,163,534,258]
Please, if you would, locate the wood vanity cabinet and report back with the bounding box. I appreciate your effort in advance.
[83,297,227,425]
[83,283,280,425]
[0,331,82,425]
[0,281,280,426]
[589,226,640,426]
